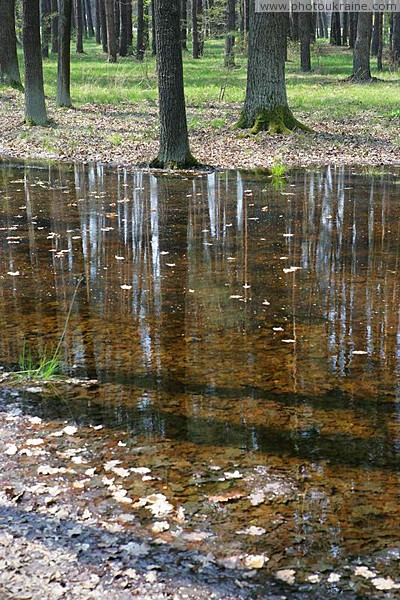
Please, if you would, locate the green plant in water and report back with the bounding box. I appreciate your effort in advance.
[11,275,84,383]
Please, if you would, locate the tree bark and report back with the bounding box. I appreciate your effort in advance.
[236,6,308,134]
[22,0,48,125]
[181,0,187,49]
[119,0,129,55]
[104,0,117,61]
[75,0,85,52]
[95,0,102,43]
[192,0,203,57]
[0,0,23,89]
[99,0,108,52]
[349,12,358,48]
[41,0,51,58]
[330,11,341,45]
[224,0,235,68]
[392,13,400,68]
[352,11,373,81]
[137,0,146,59]
[85,0,95,36]
[51,0,59,53]
[57,0,73,106]
[299,12,312,72]
[376,12,383,71]
[151,0,196,167]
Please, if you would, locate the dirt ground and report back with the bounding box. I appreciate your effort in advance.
[0,89,399,170]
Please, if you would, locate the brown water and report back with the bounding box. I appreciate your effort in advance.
[0,160,400,595]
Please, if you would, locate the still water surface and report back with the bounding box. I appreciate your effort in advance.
[0,160,399,594]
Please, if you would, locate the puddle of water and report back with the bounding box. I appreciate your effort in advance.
[1,160,400,594]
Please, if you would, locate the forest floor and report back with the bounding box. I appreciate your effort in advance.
[0,87,399,171]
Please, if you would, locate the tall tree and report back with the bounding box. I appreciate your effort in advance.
[119,0,129,55]
[330,11,342,45]
[192,0,203,57]
[50,0,59,53]
[75,0,84,52]
[181,0,187,49]
[57,0,73,106]
[299,12,312,72]
[41,0,51,58]
[224,0,236,68]
[236,6,308,134]
[94,0,102,43]
[104,0,117,61]
[22,0,48,125]
[99,0,108,51]
[392,13,400,67]
[352,12,373,81]
[85,0,95,36]
[151,0,196,167]
[137,0,146,59]
[0,0,23,89]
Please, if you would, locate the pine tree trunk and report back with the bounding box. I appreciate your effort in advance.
[236,6,308,134]
[352,11,373,81]
[349,12,358,48]
[41,0,51,58]
[192,0,200,58]
[75,0,84,52]
[0,0,23,89]
[57,0,72,106]
[224,0,235,68]
[104,0,117,61]
[22,0,48,125]
[151,0,196,167]
[151,0,157,54]
[51,0,59,53]
[342,11,348,45]
[127,0,133,47]
[377,12,383,71]
[299,12,312,72]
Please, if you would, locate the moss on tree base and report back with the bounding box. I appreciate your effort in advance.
[150,153,199,170]
[235,106,311,135]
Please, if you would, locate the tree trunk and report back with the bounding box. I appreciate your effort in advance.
[371,11,380,56]
[392,13,400,68]
[352,11,373,81]
[85,0,95,36]
[57,0,73,106]
[0,0,23,89]
[330,11,341,45]
[41,0,51,58]
[95,0,102,43]
[75,0,84,52]
[290,12,299,41]
[119,0,128,55]
[137,0,145,59]
[127,0,133,47]
[348,12,358,48]
[151,0,196,167]
[224,0,235,68]
[99,0,108,52]
[236,7,308,134]
[342,11,348,45]
[51,0,59,53]
[181,0,187,50]
[104,0,117,61]
[22,0,48,125]
[151,0,156,54]
[377,12,383,71]
[299,12,312,72]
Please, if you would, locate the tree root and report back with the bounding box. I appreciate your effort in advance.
[235,106,311,135]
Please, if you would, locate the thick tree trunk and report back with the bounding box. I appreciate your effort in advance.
[349,12,358,48]
[104,0,117,61]
[392,13,400,68]
[352,11,373,81]
[119,0,129,55]
[50,0,59,53]
[22,0,48,125]
[290,12,299,41]
[299,12,312,72]
[151,0,196,167]
[75,0,84,52]
[236,7,308,134]
[41,0,51,58]
[0,0,23,89]
[192,0,203,57]
[342,11,348,45]
[57,0,72,106]
[224,0,235,68]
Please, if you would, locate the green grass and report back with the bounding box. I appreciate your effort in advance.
[12,343,61,382]
[12,37,400,122]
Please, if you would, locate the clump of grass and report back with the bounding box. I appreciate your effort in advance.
[270,162,287,177]
[9,275,83,384]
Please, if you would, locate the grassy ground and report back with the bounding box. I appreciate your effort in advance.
[0,38,399,169]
